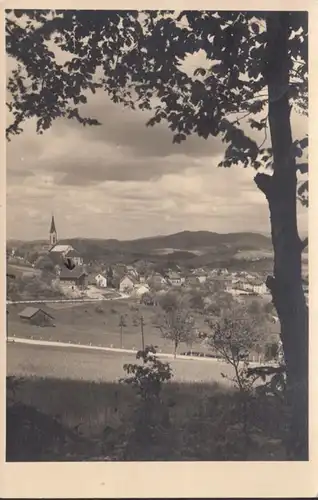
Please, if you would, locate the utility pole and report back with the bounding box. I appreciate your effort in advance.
[140,314,145,351]
[119,315,125,349]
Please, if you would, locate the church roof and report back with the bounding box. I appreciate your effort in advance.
[50,215,57,234]
[50,244,72,253]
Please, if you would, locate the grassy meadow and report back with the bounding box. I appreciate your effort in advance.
[7,298,212,354]
[7,374,288,461]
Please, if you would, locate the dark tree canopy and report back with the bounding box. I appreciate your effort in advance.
[6,10,308,201]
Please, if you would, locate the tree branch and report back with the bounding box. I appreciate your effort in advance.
[300,237,308,251]
[254,172,273,197]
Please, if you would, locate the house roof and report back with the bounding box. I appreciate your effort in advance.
[59,267,87,279]
[120,274,137,284]
[187,275,199,282]
[19,307,54,319]
[168,272,181,279]
[135,283,149,290]
[50,244,73,253]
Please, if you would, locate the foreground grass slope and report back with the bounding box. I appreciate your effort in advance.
[7,375,289,461]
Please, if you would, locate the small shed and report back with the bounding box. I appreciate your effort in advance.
[19,307,55,327]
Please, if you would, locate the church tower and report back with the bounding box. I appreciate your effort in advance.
[49,215,57,247]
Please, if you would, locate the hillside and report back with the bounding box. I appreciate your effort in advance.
[7,231,274,268]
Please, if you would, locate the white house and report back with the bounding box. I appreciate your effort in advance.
[119,275,135,293]
[167,272,182,286]
[133,284,150,298]
[95,273,107,288]
[252,281,268,295]
[196,272,207,284]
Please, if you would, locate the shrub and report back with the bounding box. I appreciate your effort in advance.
[120,345,172,455]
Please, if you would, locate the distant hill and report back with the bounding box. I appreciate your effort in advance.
[7,231,274,267]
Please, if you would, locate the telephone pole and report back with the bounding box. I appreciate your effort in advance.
[119,315,125,349]
[140,314,145,351]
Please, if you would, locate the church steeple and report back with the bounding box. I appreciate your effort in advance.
[49,215,57,246]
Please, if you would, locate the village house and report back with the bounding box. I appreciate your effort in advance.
[119,275,136,293]
[186,275,200,287]
[179,272,187,285]
[59,267,88,289]
[133,283,150,298]
[95,273,107,288]
[194,270,207,284]
[230,277,267,296]
[19,307,55,327]
[167,271,182,287]
[251,279,268,295]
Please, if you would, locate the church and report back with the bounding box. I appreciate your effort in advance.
[48,215,84,267]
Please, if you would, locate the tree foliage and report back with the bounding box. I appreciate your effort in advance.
[156,292,195,357]
[208,303,264,390]
[6,10,308,202]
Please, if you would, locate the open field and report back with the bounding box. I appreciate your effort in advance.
[7,299,211,355]
[7,294,279,358]
[7,342,235,384]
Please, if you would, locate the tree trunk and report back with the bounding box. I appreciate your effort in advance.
[255,12,308,459]
[174,341,178,359]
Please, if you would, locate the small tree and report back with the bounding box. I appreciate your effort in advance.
[247,300,262,316]
[122,345,172,401]
[157,292,196,358]
[118,314,126,348]
[106,266,114,288]
[121,345,173,449]
[207,305,264,446]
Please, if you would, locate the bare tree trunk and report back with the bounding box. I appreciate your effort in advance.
[174,341,178,359]
[255,12,308,459]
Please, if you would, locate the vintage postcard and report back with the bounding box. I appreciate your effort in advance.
[1,0,317,497]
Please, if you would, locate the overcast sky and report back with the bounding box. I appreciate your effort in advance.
[6,44,308,242]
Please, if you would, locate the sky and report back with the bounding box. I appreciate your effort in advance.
[6,29,308,242]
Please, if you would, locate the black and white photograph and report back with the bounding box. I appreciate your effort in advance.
[4,5,310,471]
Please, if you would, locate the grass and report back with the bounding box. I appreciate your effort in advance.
[7,296,278,358]
[7,342,235,384]
[7,375,289,461]
[7,299,211,354]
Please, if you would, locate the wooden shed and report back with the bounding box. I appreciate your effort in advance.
[19,307,55,327]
